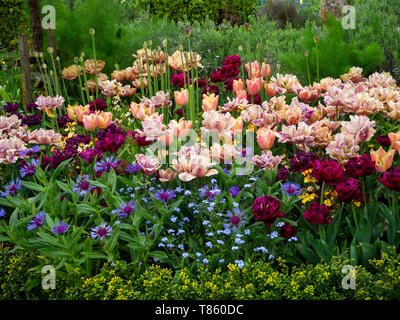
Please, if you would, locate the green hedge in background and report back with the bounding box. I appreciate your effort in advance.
[0,0,26,48]
[1,247,400,300]
[141,0,256,24]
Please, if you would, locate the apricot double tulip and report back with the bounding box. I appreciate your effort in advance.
[83,111,112,131]
[67,105,90,122]
[130,102,155,120]
[370,147,396,172]
[388,131,400,154]
[168,119,192,138]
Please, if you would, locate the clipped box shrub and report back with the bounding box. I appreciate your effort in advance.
[2,248,400,300]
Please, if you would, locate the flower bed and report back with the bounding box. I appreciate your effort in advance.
[1,37,400,298]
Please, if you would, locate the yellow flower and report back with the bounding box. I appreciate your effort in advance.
[354,201,361,207]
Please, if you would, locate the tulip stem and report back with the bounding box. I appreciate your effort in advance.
[351,203,358,230]
[320,181,325,205]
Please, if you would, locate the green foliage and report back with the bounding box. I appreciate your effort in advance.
[48,0,135,73]
[346,0,400,80]
[280,15,384,83]
[2,248,400,300]
[143,0,256,24]
[0,0,26,47]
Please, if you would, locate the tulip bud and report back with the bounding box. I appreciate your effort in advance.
[74,57,79,63]
[42,63,47,69]
[238,45,243,52]
[277,64,281,71]
[244,22,251,31]
[143,41,148,49]
[148,40,153,47]
[47,47,53,54]
[305,50,309,57]
[89,28,95,36]
[256,43,261,50]
[178,44,183,52]
[314,36,319,43]
[162,39,168,48]
[56,56,60,61]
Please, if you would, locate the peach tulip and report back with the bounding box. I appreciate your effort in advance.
[388,131,400,154]
[174,89,189,106]
[245,61,271,79]
[202,93,219,112]
[233,79,243,95]
[246,78,265,96]
[265,82,277,97]
[370,147,396,173]
[256,127,277,149]
[160,132,174,146]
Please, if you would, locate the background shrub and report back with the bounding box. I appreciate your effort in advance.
[142,0,256,24]
[280,15,384,83]
[0,0,26,48]
[346,0,400,80]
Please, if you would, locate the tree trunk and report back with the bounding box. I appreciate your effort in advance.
[28,0,43,53]
[18,34,33,106]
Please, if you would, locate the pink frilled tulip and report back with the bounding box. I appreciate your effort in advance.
[370,146,396,173]
[135,153,161,176]
[174,89,189,106]
[256,127,277,149]
[245,61,271,79]
[246,78,266,96]
[158,168,177,182]
[82,111,112,131]
[67,105,90,122]
[201,93,219,112]
[172,155,218,182]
